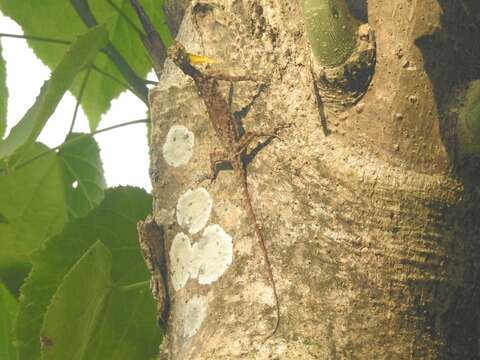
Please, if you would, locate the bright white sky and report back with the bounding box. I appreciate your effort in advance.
[0,14,152,191]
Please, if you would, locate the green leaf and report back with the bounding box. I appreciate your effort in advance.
[0,282,18,360]
[0,40,7,139]
[0,25,109,160]
[82,285,159,360]
[0,0,171,129]
[14,187,156,360]
[0,143,68,292]
[59,133,106,218]
[458,80,480,155]
[40,241,112,360]
[0,135,106,292]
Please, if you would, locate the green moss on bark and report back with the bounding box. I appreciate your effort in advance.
[458,80,480,155]
[301,0,359,67]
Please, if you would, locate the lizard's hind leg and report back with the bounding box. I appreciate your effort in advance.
[195,150,230,185]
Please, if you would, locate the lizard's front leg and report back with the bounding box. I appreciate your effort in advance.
[235,125,288,155]
[205,70,260,83]
[209,150,230,181]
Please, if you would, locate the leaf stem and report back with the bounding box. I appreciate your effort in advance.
[88,118,148,136]
[70,0,149,104]
[105,0,144,36]
[0,32,71,45]
[117,281,149,292]
[69,67,92,134]
[3,119,148,174]
[0,34,145,96]
[89,65,134,92]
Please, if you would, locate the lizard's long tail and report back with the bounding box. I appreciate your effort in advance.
[239,166,280,341]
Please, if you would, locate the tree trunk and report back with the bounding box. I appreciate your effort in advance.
[148,0,480,358]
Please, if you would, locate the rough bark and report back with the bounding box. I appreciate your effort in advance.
[148,0,480,358]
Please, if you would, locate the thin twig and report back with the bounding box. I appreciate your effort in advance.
[144,79,157,85]
[90,65,154,91]
[90,65,134,92]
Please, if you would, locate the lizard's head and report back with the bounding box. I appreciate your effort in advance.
[167,41,190,67]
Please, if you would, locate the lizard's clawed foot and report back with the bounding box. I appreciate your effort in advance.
[274,122,291,132]
[272,122,292,142]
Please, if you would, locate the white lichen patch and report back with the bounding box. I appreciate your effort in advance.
[162,125,194,167]
[195,225,233,285]
[182,295,208,338]
[171,187,234,290]
[176,188,213,234]
[170,225,233,290]
[170,232,194,290]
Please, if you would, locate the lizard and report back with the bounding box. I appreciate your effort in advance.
[168,41,282,340]
[130,0,282,340]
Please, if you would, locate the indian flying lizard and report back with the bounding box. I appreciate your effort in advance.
[130,0,283,339]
